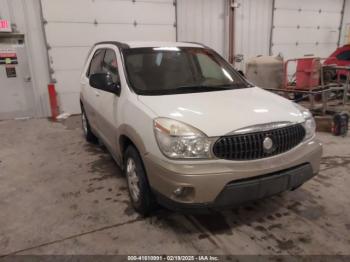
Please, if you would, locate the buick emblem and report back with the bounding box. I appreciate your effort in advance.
[263,136,274,153]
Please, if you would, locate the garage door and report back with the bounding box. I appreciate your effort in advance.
[271,0,344,59]
[41,0,176,114]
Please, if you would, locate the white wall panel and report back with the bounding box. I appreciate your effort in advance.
[274,0,342,11]
[234,0,273,71]
[272,0,343,59]
[177,0,227,57]
[42,0,174,24]
[45,23,174,47]
[273,28,339,45]
[49,47,91,71]
[41,0,176,114]
[275,10,341,28]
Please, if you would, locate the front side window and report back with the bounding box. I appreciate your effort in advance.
[102,49,120,83]
[87,48,105,77]
[123,47,249,95]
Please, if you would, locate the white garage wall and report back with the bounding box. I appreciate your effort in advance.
[234,0,273,71]
[271,0,344,59]
[177,0,228,58]
[41,0,176,114]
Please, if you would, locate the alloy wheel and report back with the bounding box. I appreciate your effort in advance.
[126,158,141,202]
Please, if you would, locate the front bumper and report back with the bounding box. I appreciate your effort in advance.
[154,163,314,212]
[143,138,322,209]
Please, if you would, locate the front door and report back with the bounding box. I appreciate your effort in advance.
[82,48,106,131]
[96,47,121,155]
[0,41,35,120]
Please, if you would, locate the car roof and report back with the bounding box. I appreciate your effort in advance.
[95,41,205,49]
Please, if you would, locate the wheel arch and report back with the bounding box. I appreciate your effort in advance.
[118,133,152,186]
[117,126,147,166]
[119,135,137,158]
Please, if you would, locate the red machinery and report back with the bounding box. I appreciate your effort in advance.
[246,54,349,136]
[284,57,321,90]
[324,44,350,79]
[282,57,349,136]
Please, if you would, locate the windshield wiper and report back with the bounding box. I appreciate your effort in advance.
[175,84,235,91]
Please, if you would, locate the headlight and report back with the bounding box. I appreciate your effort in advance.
[154,118,212,159]
[294,103,316,140]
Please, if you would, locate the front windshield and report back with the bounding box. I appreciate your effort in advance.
[123,47,249,95]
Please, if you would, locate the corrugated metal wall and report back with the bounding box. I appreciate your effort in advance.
[234,0,273,71]
[177,0,347,69]
[177,0,273,70]
[177,0,228,58]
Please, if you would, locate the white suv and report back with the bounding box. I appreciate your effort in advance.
[80,41,322,215]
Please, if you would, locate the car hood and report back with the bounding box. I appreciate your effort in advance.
[138,87,305,137]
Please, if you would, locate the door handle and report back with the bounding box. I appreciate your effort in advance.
[95,91,101,97]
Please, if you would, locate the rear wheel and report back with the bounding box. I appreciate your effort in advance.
[124,145,156,216]
[81,106,98,143]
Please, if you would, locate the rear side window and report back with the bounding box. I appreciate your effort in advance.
[87,49,105,77]
[336,50,350,61]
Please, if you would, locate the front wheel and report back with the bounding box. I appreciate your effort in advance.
[124,145,156,216]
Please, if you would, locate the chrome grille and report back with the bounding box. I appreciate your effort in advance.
[213,124,306,160]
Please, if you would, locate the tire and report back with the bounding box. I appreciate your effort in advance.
[81,106,98,143]
[124,145,156,216]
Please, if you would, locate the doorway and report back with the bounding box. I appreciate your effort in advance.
[0,35,35,120]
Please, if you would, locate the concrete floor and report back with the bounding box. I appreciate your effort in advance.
[0,116,350,255]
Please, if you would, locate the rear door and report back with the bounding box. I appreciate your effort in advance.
[81,48,106,131]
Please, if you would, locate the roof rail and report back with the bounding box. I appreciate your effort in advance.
[94,41,130,49]
[183,41,209,49]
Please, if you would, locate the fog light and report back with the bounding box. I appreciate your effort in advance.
[173,186,194,199]
[174,187,185,196]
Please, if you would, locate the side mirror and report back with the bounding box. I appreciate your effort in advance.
[89,73,121,95]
